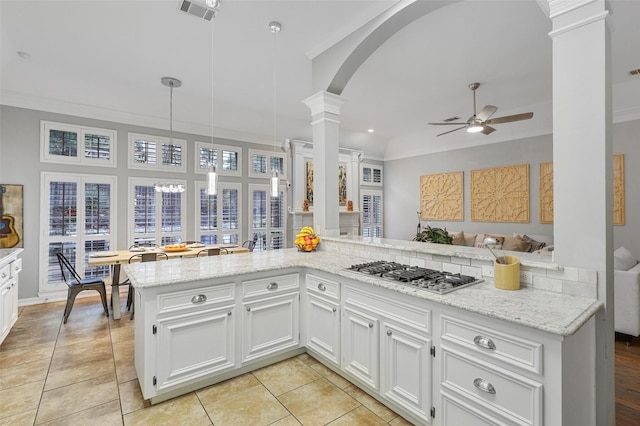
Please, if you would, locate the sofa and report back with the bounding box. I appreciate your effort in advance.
[449,230,554,254]
[614,246,640,340]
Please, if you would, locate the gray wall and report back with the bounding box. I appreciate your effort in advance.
[383,120,640,257]
[0,105,290,300]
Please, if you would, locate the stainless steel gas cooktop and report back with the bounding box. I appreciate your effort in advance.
[347,261,483,294]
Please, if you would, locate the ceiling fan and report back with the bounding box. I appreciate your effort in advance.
[429,83,533,137]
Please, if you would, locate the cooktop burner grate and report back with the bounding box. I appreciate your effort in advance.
[347,261,483,294]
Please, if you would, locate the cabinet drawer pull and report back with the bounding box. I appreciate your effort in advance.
[246,306,251,312]
[267,282,278,290]
[1,272,6,279]
[369,322,374,328]
[473,335,496,350]
[332,307,337,313]
[227,311,232,316]
[317,283,326,292]
[386,330,392,336]
[473,378,496,394]
[191,294,207,304]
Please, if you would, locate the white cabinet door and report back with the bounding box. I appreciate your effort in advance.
[342,306,379,390]
[382,322,433,423]
[156,305,235,391]
[242,293,299,363]
[0,280,10,340]
[306,293,340,366]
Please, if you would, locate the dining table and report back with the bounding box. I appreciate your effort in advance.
[88,244,250,319]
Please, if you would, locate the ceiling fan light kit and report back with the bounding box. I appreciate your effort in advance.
[429,82,533,137]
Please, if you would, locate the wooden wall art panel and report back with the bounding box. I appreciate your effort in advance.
[614,154,625,226]
[420,172,463,221]
[471,164,530,223]
[539,162,554,224]
[539,155,624,225]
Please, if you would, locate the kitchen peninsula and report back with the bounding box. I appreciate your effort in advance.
[125,237,602,426]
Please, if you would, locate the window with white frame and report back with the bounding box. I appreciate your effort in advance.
[41,121,117,167]
[128,132,187,172]
[361,189,383,238]
[249,184,286,251]
[248,148,287,179]
[39,172,117,294]
[195,181,241,244]
[194,141,242,176]
[129,178,186,246]
[361,163,383,186]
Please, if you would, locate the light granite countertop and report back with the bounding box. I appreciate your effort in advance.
[322,235,562,270]
[124,248,602,337]
[0,248,23,266]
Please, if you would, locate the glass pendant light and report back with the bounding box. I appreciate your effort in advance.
[207,13,218,196]
[156,77,185,194]
[269,21,281,198]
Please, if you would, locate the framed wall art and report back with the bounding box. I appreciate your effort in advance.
[0,184,24,248]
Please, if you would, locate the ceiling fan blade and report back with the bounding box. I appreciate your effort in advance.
[485,112,533,125]
[428,122,467,126]
[437,126,467,136]
[476,105,498,121]
[481,125,496,135]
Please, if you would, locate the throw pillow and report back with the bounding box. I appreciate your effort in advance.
[475,234,505,249]
[614,246,638,271]
[522,235,546,252]
[451,231,467,246]
[503,234,532,252]
[464,233,477,247]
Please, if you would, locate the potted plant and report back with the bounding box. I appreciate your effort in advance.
[413,225,453,245]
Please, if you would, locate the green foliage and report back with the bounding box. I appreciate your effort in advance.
[413,225,453,245]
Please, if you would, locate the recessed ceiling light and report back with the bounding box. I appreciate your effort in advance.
[17,51,31,59]
[368,129,374,133]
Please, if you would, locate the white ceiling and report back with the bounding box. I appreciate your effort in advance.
[1,0,639,161]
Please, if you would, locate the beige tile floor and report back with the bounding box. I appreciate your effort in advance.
[0,290,414,425]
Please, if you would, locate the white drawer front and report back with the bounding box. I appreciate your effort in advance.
[343,284,431,334]
[306,274,339,301]
[0,264,10,285]
[157,283,235,315]
[441,315,542,375]
[10,258,22,277]
[442,391,511,426]
[441,347,542,426]
[242,273,299,299]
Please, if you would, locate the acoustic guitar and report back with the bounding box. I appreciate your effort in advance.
[0,186,20,248]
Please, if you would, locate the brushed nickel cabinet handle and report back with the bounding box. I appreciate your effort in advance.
[191,294,207,304]
[473,378,496,394]
[246,306,251,312]
[387,330,392,336]
[317,283,326,291]
[267,282,278,290]
[369,322,374,328]
[227,311,232,316]
[332,307,337,312]
[474,335,496,350]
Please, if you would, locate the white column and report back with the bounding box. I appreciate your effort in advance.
[547,0,613,424]
[348,151,361,211]
[302,91,347,237]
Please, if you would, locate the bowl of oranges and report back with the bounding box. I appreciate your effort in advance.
[294,226,320,252]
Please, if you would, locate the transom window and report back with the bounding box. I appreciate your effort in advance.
[361,163,383,186]
[41,121,117,167]
[128,133,187,172]
[194,142,242,176]
[248,148,287,179]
